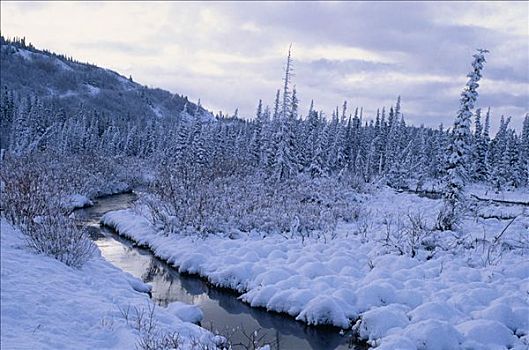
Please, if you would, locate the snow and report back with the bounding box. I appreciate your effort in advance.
[59,184,132,212]
[100,188,529,349]
[59,90,78,98]
[468,184,529,204]
[0,219,218,349]
[353,304,410,341]
[457,319,517,349]
[84,83,101,96]
[408,301,464,323]
[53,56,73,71]
[13,47,73,71]
[166,302,203,324]
[376,334,417,350]
[61,194,93,211]
[59,84,101,99]
[297,296,351,328]
[151,105,164,118]
[402,319,462,350]
[90,182,131,198]
[14,48,35,61]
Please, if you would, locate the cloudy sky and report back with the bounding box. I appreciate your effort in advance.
[2,1,528,129]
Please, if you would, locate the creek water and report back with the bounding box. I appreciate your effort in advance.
[75,192,365,350]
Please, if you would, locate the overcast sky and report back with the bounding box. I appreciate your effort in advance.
[1,1,528,129]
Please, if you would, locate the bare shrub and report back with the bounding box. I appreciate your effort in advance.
[140,165,359,240]
[404,211,433,257]
[1,154,96,268]
[435,200,465,232]
[355,211,373,240]
[203,322,277,350]
[23,212,96,268]
[481,215,520,266]
[382,211,435,258]
[0,154,62,225]
[435,205,453,231]
[118,303,218,350]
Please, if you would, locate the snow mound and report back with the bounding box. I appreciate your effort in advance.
[473,303,519,332]
[403,320,462,350]
[61,194,93,211]
[409,301,464,323]
[265,288,316,316]
[457,319,517,349]
[376,334,417,350]
[166,301,203,324]
[355,280,398,311]
[296,296,351,329]
[353,304,410,341]
[126,275,152,294]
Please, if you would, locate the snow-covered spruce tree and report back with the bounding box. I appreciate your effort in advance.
[271,89,281,122]
[489,116,511,191]
[520,114,529,186]
[272,45,298,181]
[503,130,522,187]
[1,88,16,151]
[437,49,488,231]
[273,112,298,181]
[303,106,320,170]
[309,125,328,178]
[471,108,490,181]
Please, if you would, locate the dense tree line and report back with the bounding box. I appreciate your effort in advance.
[1,56,527,192]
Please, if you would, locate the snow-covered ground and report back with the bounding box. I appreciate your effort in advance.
[12,47,73,71]
[61,194,94,211]
[89,181,132,198]
[101,188,529,349]
[59,84,101,98]
[0,219,219,349]
[84,83,101,96]
[468,184,529,204]
[60,182,134,212]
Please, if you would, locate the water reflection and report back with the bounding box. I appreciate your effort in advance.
[77,193,366,350]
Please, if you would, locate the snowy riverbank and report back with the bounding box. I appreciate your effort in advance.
[0,219,218,349]
[61,182,134,212]
[101,188,529,349]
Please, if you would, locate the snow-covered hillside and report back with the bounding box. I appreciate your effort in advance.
[0,36,212,124]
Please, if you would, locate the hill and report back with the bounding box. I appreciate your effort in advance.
[0,36,211,123]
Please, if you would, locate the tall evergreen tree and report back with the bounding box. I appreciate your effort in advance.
[439,49,488,230]
[520,114,529,186]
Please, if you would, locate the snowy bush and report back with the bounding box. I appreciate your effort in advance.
[0,154,117,267]
[0,153,139,221]
[141,166,359,238]
[118,303,233,350]
[382,211,438,258]
[0,154,63,225]
[23,211,95,268]
[435,201,461,232]
[119,303,187,350]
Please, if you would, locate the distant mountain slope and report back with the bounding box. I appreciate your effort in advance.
[0,36,211,121]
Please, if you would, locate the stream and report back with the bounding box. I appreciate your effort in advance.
[75,192,365,350]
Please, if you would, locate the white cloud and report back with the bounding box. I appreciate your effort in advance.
[294,45,396,64]
[432,2,529,37]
